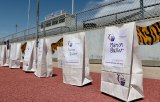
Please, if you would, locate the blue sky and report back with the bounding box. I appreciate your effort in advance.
[0,0,102,38]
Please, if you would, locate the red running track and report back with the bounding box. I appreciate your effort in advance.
[0,67,159,102]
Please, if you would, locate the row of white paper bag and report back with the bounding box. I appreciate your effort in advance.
[0,22,143,101]
[0,39,53,77]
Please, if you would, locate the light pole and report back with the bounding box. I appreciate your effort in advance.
[16,24,18,33]
[36,0,39,47]
[72,0,74,15]
[35,0,40,69]
[140,0,144,19]
[27,0,31,35]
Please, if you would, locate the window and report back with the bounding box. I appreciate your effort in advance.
[46,21,51,27]
[41,24,43,29]
[59,18,65,23]
[52,20,58,25]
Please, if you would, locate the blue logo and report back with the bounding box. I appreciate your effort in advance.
[68,41,72,47]
[108,34,115,42]
[117,73,126,86]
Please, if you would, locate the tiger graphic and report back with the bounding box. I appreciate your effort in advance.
[136,21,160,45]
[51,38,63,54]
[21,42,27,54]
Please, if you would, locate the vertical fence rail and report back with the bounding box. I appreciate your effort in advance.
[140,0,144,19]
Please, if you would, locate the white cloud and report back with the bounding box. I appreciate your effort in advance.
[85,0,103,9]
[81,0,160,26]
[95,0,160,17]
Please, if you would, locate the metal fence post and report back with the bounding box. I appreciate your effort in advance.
[75,14,77,31]
[140,0,144,19]
[43,23,46,37]
[24,30,26,40]
[115,14,118,22]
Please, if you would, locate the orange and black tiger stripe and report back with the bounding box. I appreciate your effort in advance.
[51,38,63,54]
[136,21,160,45]
[21,42,27,54]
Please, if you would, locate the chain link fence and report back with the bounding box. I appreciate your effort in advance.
[0,0,160,44]
[75,0,160,30]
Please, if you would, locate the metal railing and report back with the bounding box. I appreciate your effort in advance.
[75,0,160,30]
[0,26,70,44]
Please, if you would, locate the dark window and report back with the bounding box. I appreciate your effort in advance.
[46,21,51,27]
[41,24,43,29]
[52,20,58,25]
[83,23,97,29]
[59,18,65,23]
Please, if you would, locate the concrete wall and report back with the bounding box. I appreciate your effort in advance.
[10,18,160,66]
[45,23,160,66]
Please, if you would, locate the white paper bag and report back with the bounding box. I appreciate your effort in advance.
[0,45,9,67]
[6,49,10,67]
[0,45,2,66]
[101,22,144,102]
[46,38,53,77]
[57,47,63,68]
[34,38,53,77]
[0,45,6,66]
[63,32,92,86]
[9,43,21,68]
[23,40,36,72]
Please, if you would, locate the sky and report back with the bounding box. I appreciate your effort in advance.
[0,0,102,38]
[0,0,158,38]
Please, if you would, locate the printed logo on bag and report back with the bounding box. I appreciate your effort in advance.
[65,38,81,65]
[68,41,73,47]
[104,31,127,67]
[117,73,126,86]
[67,40,79,57]
[15,61,18,65]
[108,34,115,42]
[108,34,124,53]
